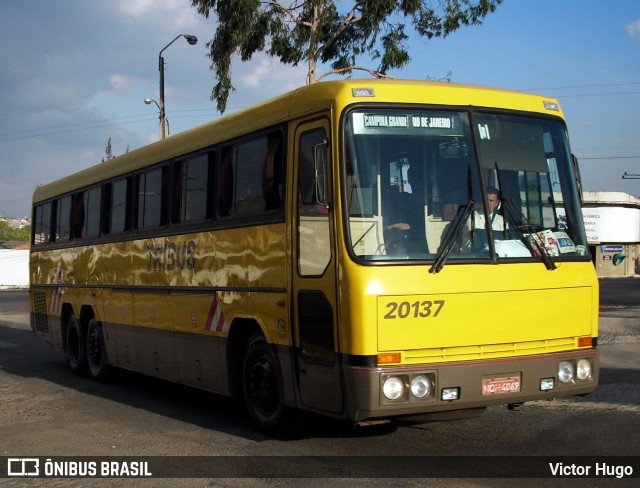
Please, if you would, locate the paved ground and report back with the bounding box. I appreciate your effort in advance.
[0,280,638,487]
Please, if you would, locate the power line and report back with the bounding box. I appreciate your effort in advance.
[521,82,640,99]
[525,81,640,91]
[0,106,245,143]
[0,116,159,142]
[0,112,157,138]
[557,91,640,98]
[579,156,640,160]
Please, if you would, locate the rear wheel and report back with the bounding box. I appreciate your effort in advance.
[66,314,88,376]
[86,317,110,382]
[242,334,288,433]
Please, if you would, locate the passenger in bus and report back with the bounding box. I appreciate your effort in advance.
[483,186,505,235]
[469,186,506,251]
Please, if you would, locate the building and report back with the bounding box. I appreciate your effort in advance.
[582,192,640,278]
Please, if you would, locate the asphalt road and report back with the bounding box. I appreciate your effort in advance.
[0,279,638,487]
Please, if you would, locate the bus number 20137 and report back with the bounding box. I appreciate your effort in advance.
[384,300,445,319]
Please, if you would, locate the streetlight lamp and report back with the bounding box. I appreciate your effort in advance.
[154,34,198,139]
[144,98,171,137]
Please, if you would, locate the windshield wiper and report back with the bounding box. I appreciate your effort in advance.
[501,198,557,271]
[430,200,475,274]
[493,162,556,271]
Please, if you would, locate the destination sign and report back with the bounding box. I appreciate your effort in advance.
[363,114,453,129]
[351,110,462,136]
[363,114,408,128]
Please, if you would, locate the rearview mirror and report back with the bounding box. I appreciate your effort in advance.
[439,139,468,159]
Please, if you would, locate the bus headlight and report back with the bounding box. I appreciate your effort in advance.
[383,377,405,400]
[558,361,574,383]
[410,375,431,398]
[576,359,592,380]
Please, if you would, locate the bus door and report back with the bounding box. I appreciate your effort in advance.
[291,118,344,415]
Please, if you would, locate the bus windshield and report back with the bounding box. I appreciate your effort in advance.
[343,108,588,264]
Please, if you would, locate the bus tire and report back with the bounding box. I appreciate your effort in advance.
[242,334,287,433]
[86,317,110,382]
[66,314,88,376]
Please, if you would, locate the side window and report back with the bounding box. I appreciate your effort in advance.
[83,186,102,238]
[137,166,168,229]
[263,134,284,211]
[72,187,102,239]
[175,153,213,223]
[33,202,52,245]
[71,192,85,239]
[217,147,233,217]
[56,195,72,242]
[299,129,328,207]
[297,127,331,276]
[235,137,266,215]
[217,131,283,218]
[109,177,130,234]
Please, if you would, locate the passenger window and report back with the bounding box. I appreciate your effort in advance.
[137,167,168,229]
[56,195,72,241]
[33,202,52,245]
[83,186,102,238]
[175,154,212,223]
[217,147,233,217]
[235,137,266,215]
[71,192,85,239]
[217,131,283,218]
[109,178,130,233]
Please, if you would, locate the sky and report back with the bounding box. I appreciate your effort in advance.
[0,0,638,218]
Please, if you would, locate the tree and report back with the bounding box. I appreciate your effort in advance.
[101,138,128,162]
[191,0,502,113]
[102,137,115,162]
[0,220,31,242]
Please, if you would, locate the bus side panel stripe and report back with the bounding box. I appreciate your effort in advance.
[205,298,229,333]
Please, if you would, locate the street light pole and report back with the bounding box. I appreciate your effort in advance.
[156,34,198,139]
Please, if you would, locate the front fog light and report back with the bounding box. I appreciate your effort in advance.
[383,377,404,400]
[410,375,431,398]
[441,387,460,401]
[558,361,574,383]
[540,378,555,391]
[576,359,592,380]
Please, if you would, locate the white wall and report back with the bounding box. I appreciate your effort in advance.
[582,207,640,243]
[0,250,29,287]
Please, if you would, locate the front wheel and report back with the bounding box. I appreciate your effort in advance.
[66,314,88,376]
[242,335,288,433]
[86,317,110,382]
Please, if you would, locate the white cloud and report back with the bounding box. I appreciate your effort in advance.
[111,0,201,30]
[102,74,149,98]
[237,56,308,92]
[625,18,640,38]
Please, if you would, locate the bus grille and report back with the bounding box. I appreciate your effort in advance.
[32,290,49,333]
[403,337,578,364]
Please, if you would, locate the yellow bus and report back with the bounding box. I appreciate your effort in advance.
[30,79,598,432]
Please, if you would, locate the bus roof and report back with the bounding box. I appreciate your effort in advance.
[33,79,563,204]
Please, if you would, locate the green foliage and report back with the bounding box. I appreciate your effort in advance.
[102,137,115,163]
[0,221,31,242]
[191,0,502,113]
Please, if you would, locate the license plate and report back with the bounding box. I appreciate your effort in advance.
[482,375,521,395]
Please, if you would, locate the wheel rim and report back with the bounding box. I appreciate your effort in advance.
[247,353,278,417]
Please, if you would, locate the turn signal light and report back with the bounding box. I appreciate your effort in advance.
[378,352,401,364]
[577,337,593,348]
